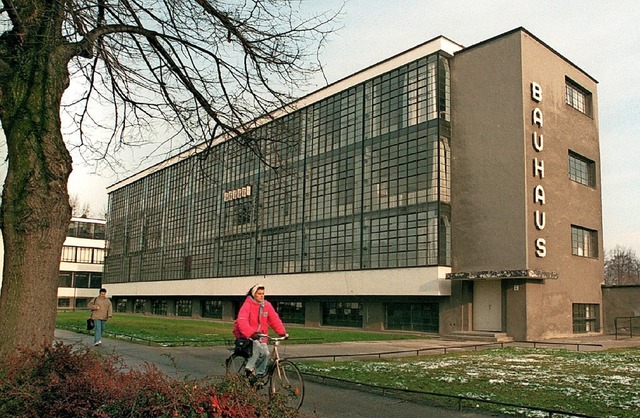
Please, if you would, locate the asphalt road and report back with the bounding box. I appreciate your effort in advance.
[54,329,504,417]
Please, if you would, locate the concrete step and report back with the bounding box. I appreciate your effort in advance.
[444,331,514,343]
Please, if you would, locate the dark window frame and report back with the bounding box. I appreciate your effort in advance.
[571,225,598,258]
[568,151,596,187]
[565,77,592,116]
[572,303,600,333]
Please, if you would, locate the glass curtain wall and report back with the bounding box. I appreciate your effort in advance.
[104,53,451,283]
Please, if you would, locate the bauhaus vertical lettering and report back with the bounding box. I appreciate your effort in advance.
[531,82,547,258]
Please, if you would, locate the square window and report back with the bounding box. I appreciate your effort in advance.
[572,303,600,333]
[568,151,596,187]
[565,77,592,116]
[571,225,598,258]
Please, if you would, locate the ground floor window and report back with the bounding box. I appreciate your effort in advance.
[115,298,128,313]
[385,302,439,332]
[322,302,363,328]
[134,298,146,314]
[152,299,168,315]
[76,298,89,308]
[58,272,72,287]
[573,303,600,333]
[202,300,223,319]
[275,301,305,324]
[176,299,193,317]
[57,298,70,308]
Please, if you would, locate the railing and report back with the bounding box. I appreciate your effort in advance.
[614,316,640,339]
[512,340,602,351]
[287,340,601,362]
[288,342,508,362]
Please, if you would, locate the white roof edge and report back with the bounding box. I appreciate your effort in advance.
[107,36,462,193]
[71,217,106,224]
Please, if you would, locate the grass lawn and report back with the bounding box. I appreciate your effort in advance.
[56,311,436,345]
[298,346,640,417]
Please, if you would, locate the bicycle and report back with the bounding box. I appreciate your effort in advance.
[225,335,304,410]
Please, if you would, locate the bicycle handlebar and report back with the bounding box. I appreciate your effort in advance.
[256,333,289,341]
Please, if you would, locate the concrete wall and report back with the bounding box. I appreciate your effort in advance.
[451,31,528,272]
[602,285,640,334]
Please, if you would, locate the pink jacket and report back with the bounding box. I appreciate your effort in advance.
[233,296,286,341]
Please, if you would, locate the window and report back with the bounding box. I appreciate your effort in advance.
[77,222,92,238]
[275,301,305,324]
[152,299,168,315]
[61,246,76,262]
[565,78,592,116]
[93,248,105,264]
[67,221,106,239]
[322,302,363,328]
[176,299,192,317]
[134,299,146,314]
[57,298,70,308]
[385,302,439,332]
[94,223,106,239]
[571,225,598,258]
[573,303,600,333]
[60,246,104,264]
[89,273,102,289]
[235,201,253,225]
[76,247,93,263]
[58,272,72,287]
[569,151,596,187]
[116,298,128,313]
[202,300,223,319]
[74,272,89,288]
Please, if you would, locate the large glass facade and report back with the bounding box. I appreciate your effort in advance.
[105,53,451,283]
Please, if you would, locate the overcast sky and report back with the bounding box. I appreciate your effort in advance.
[62,0,640,252]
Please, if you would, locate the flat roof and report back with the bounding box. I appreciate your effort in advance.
[107,27,598,193]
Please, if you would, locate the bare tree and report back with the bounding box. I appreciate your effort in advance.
[604,245,640,285]
[0,0,337,359]
[69,194,92,218]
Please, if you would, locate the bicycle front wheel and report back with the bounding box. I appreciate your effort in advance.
[225,354,247,375]
[269,360,304,410]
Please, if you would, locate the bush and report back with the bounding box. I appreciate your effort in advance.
[0,342,301,417]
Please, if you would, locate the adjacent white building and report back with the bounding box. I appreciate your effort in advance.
[57,217,106,309]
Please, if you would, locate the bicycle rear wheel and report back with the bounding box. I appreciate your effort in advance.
[225,354,247,375]
[269,360,304,410]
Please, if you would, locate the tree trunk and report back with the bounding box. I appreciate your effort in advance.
[0,37,73,360]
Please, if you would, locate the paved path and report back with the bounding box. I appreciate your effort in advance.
[54,330,640,417]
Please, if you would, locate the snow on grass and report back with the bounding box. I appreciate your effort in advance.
[298,347,640,417]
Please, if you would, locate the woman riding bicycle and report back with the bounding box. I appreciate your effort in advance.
[233,284,287,381]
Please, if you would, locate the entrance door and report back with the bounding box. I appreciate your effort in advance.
[473,280,502,331]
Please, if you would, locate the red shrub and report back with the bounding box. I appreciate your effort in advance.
[0,342,301,417]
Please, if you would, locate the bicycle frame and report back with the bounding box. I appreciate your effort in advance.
[225,334,304,409]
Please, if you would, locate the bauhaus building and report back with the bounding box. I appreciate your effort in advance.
[104,28,603,341]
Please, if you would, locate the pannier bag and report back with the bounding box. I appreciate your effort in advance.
[234,338,253,358]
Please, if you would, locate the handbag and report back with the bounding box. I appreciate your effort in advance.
[87,297,97,330]
[234,338,253,358]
